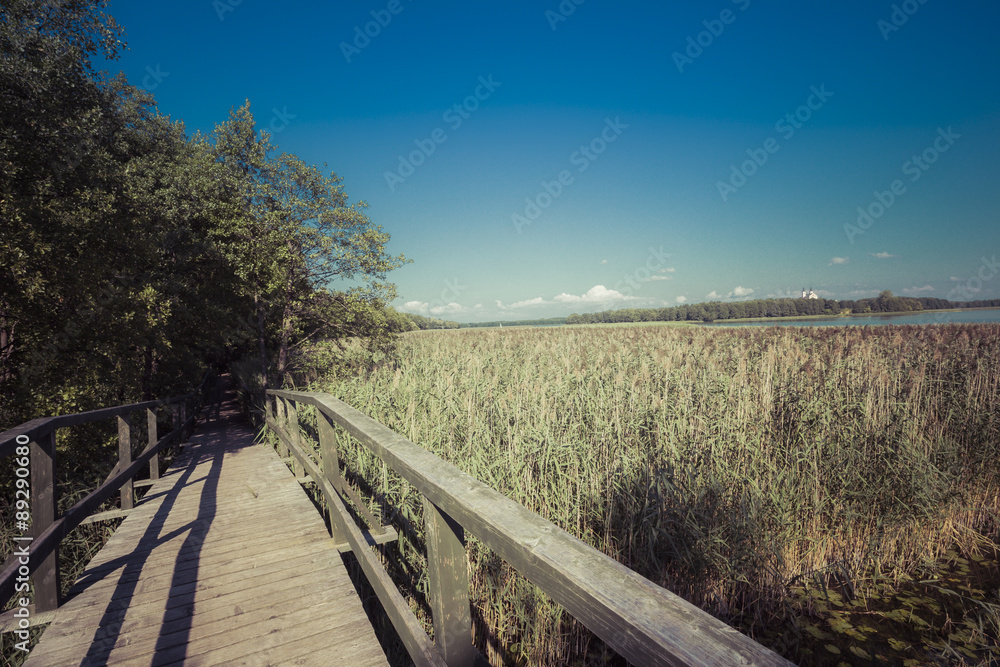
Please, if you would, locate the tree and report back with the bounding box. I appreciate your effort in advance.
[212,102,409,387]
[1,0,138,417]
[2,1,255,416]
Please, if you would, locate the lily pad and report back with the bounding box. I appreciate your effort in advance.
[805,625,835,640]
[849,645,870,659]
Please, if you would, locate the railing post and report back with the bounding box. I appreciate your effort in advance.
[147,407,159,481]
[286,400,304,479]
[118,415,133,510]
[31,430,60,612]
[275,397,289,459]
[317,413,345,543]
[423,498,477,665]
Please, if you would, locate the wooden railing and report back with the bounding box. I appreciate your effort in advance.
[0,373,214,628]
[265,389,794,667]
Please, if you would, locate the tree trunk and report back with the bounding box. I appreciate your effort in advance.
[256,296,269,392]
[275,256,297,385]
[0,318,11,385]
[141,344,155,400]
[275,302,294,385]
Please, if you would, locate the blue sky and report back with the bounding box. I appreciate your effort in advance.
[103,0,1000,322]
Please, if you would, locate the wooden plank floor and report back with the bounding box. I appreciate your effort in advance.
[24,387,389,667]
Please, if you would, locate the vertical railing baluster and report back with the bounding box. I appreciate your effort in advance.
[31,430,60,612]
[286,400,304,479]
[275,397,289,459]
[118,415,133,511]
[318,412,345,543]
[147,407,159,482]
[423,498,477,665]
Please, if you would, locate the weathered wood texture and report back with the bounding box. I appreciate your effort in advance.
[265,412,445,666]
[269,390,794,667]
[30,431,59,613]
[0,409,193,609]
[22,391,388,667]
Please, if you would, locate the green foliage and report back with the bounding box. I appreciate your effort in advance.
[210,101,409,386]
[0,3,407,426]
[384,307,418,333]
[401,312,460,330]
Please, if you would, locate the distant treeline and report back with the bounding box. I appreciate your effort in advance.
[463,318,568,328]
[566,292,1000,324]
[385,308,460,331]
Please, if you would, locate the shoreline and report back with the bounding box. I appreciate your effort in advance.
[701,306,1000,325]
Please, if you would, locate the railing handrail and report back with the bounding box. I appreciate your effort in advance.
[0,370,216,618]
[0,395,193,459]
[266,388,793,667]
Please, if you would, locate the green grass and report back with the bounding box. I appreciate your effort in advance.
[308,323,1000,665]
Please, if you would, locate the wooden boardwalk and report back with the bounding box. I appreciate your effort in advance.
[23,390,388,666]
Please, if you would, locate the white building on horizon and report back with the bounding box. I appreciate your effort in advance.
[801,287,819,299]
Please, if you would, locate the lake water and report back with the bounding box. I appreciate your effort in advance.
[702,308,1000,328]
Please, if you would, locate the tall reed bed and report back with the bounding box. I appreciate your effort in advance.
[314,324,1000,665]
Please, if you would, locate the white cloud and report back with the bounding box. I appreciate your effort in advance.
[659,267,676,274]
[728,286,755,298]
[404,300,473,316]
[402,300,430,315]
[600,259,608,265]
[554,285,635,304]
[829,256,850,265]
[950,276,962,281]
[644,275,672,281]
[675,295,687,304]
[430,302,468,315]
[903,285,935,294]
[872,251,898,259]
[506,296,547,309]
[706,290,720,299]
